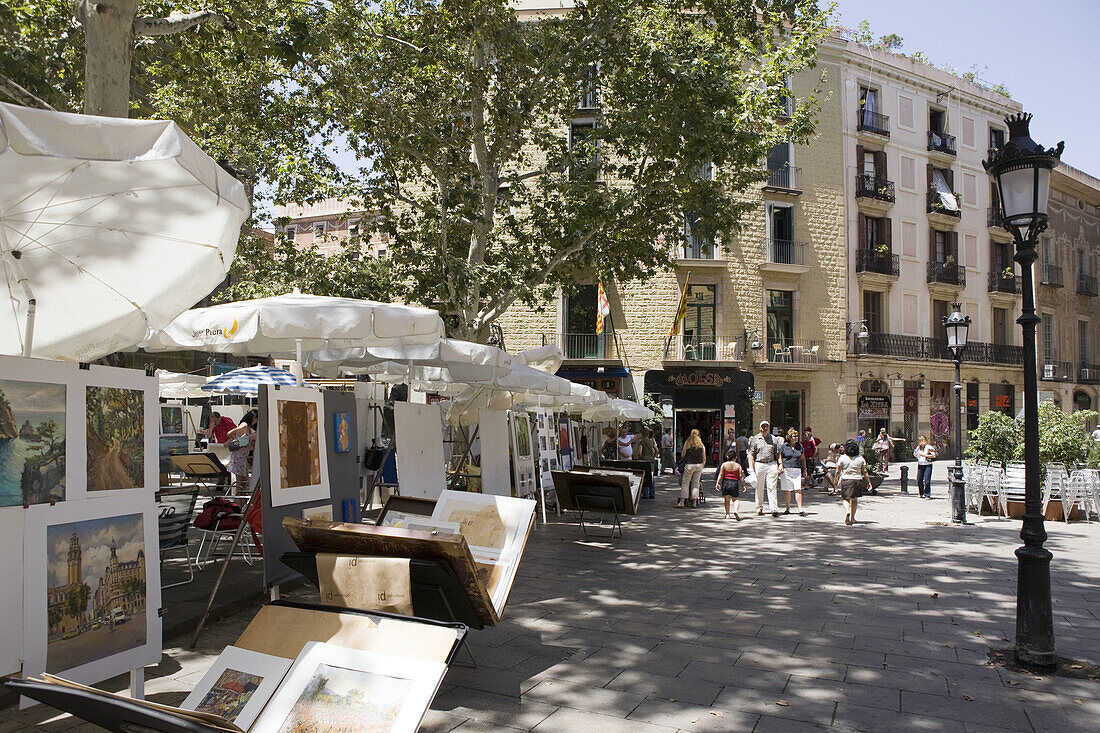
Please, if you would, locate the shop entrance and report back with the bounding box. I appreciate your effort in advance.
[768,389,803,434]
[674,409,721,464]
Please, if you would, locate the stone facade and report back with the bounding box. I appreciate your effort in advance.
[1036,165,1100,414]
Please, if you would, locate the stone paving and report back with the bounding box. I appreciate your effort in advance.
[4,461,1100,732]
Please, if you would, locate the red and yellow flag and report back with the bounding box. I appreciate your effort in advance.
[668,272,691,336]
[596,281,611,335]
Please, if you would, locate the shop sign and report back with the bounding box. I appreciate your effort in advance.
[667,371,732,387]
[995,394,1013,410]
[858,395,890,419]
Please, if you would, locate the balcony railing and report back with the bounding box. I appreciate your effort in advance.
[541,332,624,361]
[1041,361,1073,382]
[766,340,824,364]
[1040,263,1064,287]
[988,271,1021,294]
[928,130,957,156]
[987,207,1009,230]
[665,335,742,362]
[681,236,717,260]
[763,166,802,193]
[857,109,890,137]
[927,190,962,218]
[856,248,900,276]
[1077,273,1098,297]
[855,174,896,203]
[763,238,807,266]
[856,333,1023,365]
[927,261,966,286]
[1079,365,1100,384]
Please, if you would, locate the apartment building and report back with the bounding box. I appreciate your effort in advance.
[1035,165,1100,413]
[835,41,1027,459]
[274,199,388,259]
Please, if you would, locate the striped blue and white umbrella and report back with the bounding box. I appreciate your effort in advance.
[202,365,302,394]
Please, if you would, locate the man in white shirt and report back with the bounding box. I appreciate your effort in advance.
[616,425,636,459]
[747,420,782,517]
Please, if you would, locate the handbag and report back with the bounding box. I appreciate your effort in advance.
[226,434,249,452]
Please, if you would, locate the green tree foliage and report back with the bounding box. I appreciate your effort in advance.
[65,582,90,621]
[287,0,829,336]
[965,409,1019,465]
[640,394,664,439]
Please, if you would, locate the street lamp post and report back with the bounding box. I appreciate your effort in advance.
[943,303,971,525]
[983,113,1064,668]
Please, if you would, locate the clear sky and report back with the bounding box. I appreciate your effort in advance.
[831,0,1100,176]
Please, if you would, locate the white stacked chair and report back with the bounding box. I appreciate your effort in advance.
[980,464,1005,516]
[1079,469,1100,520]
[963,461,983,512]
[1002,462,1027,516]
[1043,463,1069,520]
[1064,470,1089,523]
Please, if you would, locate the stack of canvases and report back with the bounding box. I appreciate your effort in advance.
[0,354,161,693]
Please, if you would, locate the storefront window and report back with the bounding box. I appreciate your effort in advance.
[990,384,1015,417]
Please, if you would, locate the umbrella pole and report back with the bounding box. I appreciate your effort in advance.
[295,338,303,386]
[1,238,36,357]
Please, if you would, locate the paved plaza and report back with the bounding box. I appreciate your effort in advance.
[4,462,1100,732]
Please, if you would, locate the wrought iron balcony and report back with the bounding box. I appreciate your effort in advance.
[665,335,742,362]
[855,174,895,203]
[927,190,962,219]
[1077,273,1098,297]
[987,207,1010,230]
[763,166,802,193]
[541,332,624,361]
[1040,263,1064,287]
[763,238,807,266]
[680,235,717,260]
[928,130,957,156]
[1041,360,1073,382]
[1079,365,1100,384]
[765,340,824,364]
[988,271,1021,295]
[856,248,899,276]
[855,333,1022,365]
[927,261,966,286]
[857,109,890,137]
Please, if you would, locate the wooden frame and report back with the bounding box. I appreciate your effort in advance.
[375,496,437,527]
[551,469,641,515]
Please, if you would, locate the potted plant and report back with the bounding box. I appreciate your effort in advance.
[1001,266,1014,279]
[860,440,885,494]
[875,243,890,254]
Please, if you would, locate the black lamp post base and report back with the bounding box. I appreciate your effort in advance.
[1014,543,1056,669]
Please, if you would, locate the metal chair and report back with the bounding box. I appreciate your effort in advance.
[194,494,257,569]
[158,489,199,588]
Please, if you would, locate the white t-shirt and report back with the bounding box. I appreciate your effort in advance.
[1091,428,1100,443]
[914,445,936,465]
[837,455,866,481]
[617,435,634,459]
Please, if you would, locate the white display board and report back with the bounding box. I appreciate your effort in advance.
[0,509,24,675]
[22,495,162,690]
[265,386,331,507]
[394,402,446,499]
[533,408,559,489]
[508,411,536,499]
[477,409,512,497]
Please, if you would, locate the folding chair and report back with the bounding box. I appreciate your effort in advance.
[158,489,199,588]
[169,452,233,497]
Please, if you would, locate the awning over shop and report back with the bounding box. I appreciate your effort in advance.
[555,366,630,380]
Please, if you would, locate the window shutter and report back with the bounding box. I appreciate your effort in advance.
[929,226,936,259]
[858,213,867,249]
[927,163,934,191]
[875,150,887,178]
[856,145,865,180]
[883,218,893,248]
[944,167,954,191]
[951,231,959,258]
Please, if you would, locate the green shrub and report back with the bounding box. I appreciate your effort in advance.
[966,402,1098,468]
[965,410,1019,464]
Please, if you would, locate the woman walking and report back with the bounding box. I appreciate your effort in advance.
[676,429,706,508]
[714,450,743,520]
[834,440,870,525]
[873,428,895,472]
[913,435,936,499]
[779,428,806,515]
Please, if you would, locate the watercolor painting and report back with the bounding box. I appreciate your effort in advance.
[45,513,146,673]
[160,405,184,435]
[86,386,144,491]
[333,412,351,453]
[277,663,410,733]
[0,378,65,507]
[194,668,263,722]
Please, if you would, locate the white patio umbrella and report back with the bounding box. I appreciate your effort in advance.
[157,369,209,400]
[442,364,575,425]
[581,397,658,422]
[143,291,445,383]
[517,380,608,410]
[0,102,249,361]
[306,338,512,383]
[513,343,564,374]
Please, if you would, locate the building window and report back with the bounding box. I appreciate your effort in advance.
[683,284,717,358]
[929,107,947,136]
[857,213,891,252]
[578,64,599,109]
[992,307,1008,346]
[1080,321,1090,369]
[992,241,1013,274]
[989,126,1005,151]
[767,142,792,172]
[284,225,297,242]
[569,121,598,181]
[313,222,326,237]
[863,290,883,335]
[766,289,794,359]
[682,212,714,259]
[563,284,604,358]
[930,229,957,264]
[929,165,958,211]
[1041,313,1054,364]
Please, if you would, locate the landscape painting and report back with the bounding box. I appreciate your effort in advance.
[86,386,145,491]
[44,513,146,673]
[278,399,321,489]
[0,378,66,507]
[276,663,410,733]
[160,405,184,436]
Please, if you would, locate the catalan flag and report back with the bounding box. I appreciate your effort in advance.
[668,272,691,336]
[596,281,611,334]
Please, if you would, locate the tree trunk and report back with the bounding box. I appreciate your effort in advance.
[76,0,142,117]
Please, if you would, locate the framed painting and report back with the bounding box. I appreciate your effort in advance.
[23,496,161,687]
[80,364,157,498]
[180,646,292,730]
[333,412,351,453]
[160,405,184,436]
[0,355,85,508]
[250,641,447,733]
[265,386,330,507]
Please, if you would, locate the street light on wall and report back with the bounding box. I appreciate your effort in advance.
[943,302,971,526]
[983,112,1064,670]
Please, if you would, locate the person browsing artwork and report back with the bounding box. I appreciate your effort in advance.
[225,409,258,491]
[747,420,781,518]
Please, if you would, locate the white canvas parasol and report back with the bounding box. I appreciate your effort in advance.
[581,397,658,422]
[306,338,512,384]
[144,292,444,357]
[0,102,249,361]
[157,369,209,400]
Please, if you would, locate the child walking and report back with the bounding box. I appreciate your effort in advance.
[715,451,743,520]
